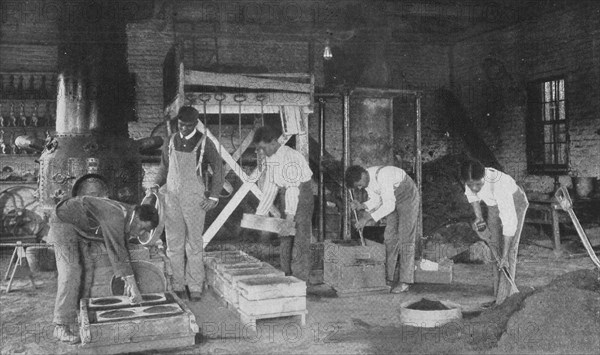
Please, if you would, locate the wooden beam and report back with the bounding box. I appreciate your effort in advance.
[203,182,252,248]
[184,70,312,93]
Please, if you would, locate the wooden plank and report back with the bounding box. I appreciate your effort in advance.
[238,295,306,316]
[78,335,195,355]
[184,70,312,93]
[237,276,306,300]
[202,182,253,249]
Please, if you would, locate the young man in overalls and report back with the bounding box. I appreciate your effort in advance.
[151,106,224,301]
[345,165,420,293]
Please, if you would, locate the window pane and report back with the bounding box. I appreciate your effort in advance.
[545,144,555,164]
[558,124,567,142]
[558,101,565,120]
[558,79,564,100]
[543,103,554,121]
[557,143,567,165]
[544,125,555,142]
[544,82,552,102]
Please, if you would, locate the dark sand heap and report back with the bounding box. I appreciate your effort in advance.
[406,298,450,311]
[329,269,600,354]
[494,269,600,354]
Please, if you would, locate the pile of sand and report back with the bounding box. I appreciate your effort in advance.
[494,269,600,354]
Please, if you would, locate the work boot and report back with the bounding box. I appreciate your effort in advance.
[53,324,80,344]
[390,283,410,294]
[189,291,202,302]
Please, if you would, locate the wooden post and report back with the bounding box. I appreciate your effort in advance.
[343,92,351,241]
[415,93,423,243]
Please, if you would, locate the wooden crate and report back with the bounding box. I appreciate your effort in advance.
[324,260,387,291]
[323,239,386,266]
[237,275,306,300]
[78,292,198,354]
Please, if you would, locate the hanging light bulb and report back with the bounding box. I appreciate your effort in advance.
[323,39,332,60]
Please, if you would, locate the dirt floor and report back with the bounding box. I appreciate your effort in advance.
[1,236,599,355]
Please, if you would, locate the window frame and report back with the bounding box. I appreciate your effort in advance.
[526,76,570,175]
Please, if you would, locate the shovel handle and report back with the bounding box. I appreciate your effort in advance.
[554,186,573,210]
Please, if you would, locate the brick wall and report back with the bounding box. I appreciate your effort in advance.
[450,2,600,192]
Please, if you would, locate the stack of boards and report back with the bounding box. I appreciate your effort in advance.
[204,250,307,331]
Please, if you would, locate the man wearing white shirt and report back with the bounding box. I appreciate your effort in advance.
[460,159,529,304]
[254,126,314,280]
[345,165,420,293]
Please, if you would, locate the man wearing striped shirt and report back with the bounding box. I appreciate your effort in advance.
[254,126,314,281]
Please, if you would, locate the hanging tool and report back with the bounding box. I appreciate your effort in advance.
[214,93,226,195]
[348,189,366,246]
[473,223,519,295]
[234,93,246,146]
[256,94,265,126]
[554,186,600,271]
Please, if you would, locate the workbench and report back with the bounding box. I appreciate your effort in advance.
[525,196,600,254]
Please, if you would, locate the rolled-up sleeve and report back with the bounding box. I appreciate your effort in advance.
[464,185,481,203]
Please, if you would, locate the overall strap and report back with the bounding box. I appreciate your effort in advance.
[168,134,176,156]
[193,134,207,173]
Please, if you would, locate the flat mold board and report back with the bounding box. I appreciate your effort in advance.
[78,292,199,354]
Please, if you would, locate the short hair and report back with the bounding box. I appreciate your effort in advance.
[460,159,485,183]
[253,126,280,144]
[135,204,159,229]
[345,165,367,186]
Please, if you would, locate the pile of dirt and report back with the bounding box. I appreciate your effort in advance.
[405,298,450,310]
[421,155,479,247]
[494,269,600,354]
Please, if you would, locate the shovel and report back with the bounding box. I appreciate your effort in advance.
[349,189,366,246]
[473,223,519,295]
[554,187,600,271]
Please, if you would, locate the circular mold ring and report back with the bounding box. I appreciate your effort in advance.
[399,300,462,328]
[101,310,136,319]
[91,298,122,306]
[143,305,179,314]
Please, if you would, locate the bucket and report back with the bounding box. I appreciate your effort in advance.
[400,299,462,328]
[574,177,596,198]
[25,245,56,272]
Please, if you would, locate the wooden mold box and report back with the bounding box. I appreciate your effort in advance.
[204,250,260,269]
[78,292,198,354]
[324,260,388,294]
[236,275,307,331]
[324,239,386,266]
[236,275,306,300]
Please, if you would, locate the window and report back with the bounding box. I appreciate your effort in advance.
[526,78,568,174]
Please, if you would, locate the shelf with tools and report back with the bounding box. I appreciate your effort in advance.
[0,72,56,159]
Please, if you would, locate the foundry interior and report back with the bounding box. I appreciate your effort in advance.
[1,1,599,354]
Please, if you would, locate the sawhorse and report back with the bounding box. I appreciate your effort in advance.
[3,241,36,293]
